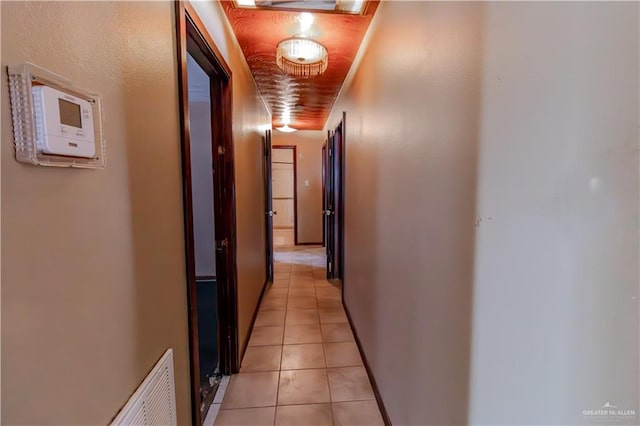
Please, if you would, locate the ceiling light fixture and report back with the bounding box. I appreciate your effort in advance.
[276,124,297,133]
[276,36,328,78]
[276,109,297,132]
[238,0,366,14]
[337,0,365,13]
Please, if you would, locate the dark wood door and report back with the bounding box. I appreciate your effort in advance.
[263,130,274,282]
[334,119,344,279]
[322,143,327,247]
[326,113,346,280]
[325,131,337,278]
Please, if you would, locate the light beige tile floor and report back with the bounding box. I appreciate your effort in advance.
[214,241,384,426]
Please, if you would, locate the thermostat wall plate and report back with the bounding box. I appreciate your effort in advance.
[32,85,96,158]
[7,62,105,169]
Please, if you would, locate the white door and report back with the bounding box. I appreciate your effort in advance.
[271,148,295,228]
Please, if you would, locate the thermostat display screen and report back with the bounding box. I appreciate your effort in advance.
[58,98,81,128]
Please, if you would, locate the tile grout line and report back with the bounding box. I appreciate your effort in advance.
[271,259,292,422]
[268,249,290,425]
[273,255,293,418]
[315,263,339,426]
[224,243,380,424]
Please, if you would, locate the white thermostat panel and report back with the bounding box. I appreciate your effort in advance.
[32,86,96,158]
[7,62,105,169]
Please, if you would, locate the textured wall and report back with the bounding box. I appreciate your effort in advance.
[273,130,325,244]
[325,3,482,423]
[189,0,271,350]
[1,1,191,424]
[468,3,639,424]
[1,0,272,423]
[325,1,639,424]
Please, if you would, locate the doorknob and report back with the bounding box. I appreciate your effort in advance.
[216,238,228,253]
[266,210,278,216]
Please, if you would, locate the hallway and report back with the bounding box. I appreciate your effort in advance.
[2,1,638,425]
[213,234,384,425]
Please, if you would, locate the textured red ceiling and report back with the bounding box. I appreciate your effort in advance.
[221,0,379,130]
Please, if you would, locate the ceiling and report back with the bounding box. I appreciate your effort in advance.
[221,0,379,130]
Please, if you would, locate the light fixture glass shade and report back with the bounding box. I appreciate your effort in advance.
[277,37,328,77]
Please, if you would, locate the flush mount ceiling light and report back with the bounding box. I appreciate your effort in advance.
[277,36,328,77]
[275,124,297,132]
[276,109,297,132]
[238,1,366,14]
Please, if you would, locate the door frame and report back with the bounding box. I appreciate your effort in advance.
[176,2,239,424]
[336,112,346,280]
[321,142,327,247]
[263,130,274,282]
[325,112,346,280]
[325,130,334,276]
[271,145,299,245]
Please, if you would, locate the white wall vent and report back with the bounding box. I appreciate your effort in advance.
[111,348,177,426]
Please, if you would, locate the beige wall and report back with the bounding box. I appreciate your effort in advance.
[326,1,639,425]
[1,0,270,424]
[273,130,325,244]
[1,1,190,424]
[190,0,271,350]
[468,3,639,424]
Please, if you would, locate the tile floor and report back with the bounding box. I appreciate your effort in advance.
[213,235,384,426]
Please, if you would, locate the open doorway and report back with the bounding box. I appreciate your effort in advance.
[272,146,298,247]
[187,49,220,415]
[176,3,239,424]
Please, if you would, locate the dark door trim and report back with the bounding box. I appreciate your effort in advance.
[176,2,239,424]
[325,130,334,277]
[326,113,346,280]
[321,142,327,247]
[263,130,274,282]
[337,112,346,280]
[272,145,298,245]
